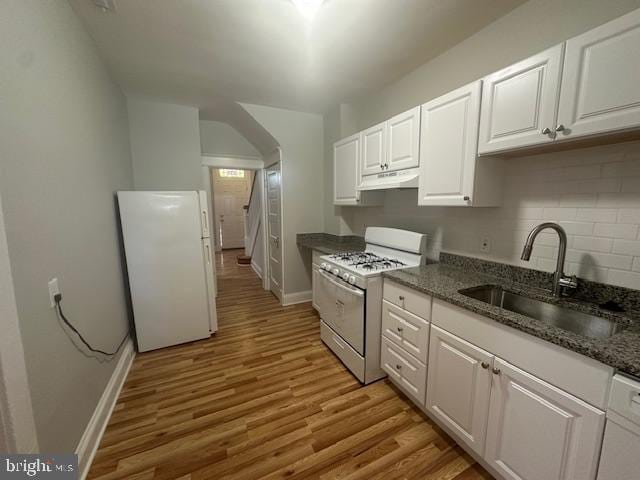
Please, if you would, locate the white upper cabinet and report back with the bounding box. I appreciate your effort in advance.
[333,133,361,205]
[419,81,483,206]
[478,44,564,154]
[485,358,605,480]
[426,325,494,457]
[386,106,421,172]
[361,121,387,177]
[557,8,640,140]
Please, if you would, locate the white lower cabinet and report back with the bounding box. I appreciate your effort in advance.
[380,337,427,405]
[485,357,606,480]
[426,325,494,456]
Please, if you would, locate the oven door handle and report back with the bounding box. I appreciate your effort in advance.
[319,270,364,297]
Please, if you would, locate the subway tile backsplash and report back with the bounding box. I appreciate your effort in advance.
[343,140,640,290]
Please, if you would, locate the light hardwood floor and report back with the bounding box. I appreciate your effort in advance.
[88,249,492,479]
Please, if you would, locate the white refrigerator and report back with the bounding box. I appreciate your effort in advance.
[118,191,218,352]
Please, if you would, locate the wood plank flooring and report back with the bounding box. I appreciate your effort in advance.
[88,248,493,479]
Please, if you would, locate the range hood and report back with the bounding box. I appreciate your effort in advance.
[357,168,419,191]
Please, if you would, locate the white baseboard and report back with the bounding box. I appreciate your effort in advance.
[282,290,312,306]
[76,339,135,479]
[251,260,263,279]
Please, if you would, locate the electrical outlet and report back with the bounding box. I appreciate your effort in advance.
[480,237,491,253]
[48,278,60,308]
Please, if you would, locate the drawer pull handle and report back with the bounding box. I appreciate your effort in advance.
[492,368,501,375]
[481,362,490,369]
[395,364,402,370]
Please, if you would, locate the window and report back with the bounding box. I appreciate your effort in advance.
[219,169,245,178]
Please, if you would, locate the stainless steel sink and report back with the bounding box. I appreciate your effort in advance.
[459,285,626,339]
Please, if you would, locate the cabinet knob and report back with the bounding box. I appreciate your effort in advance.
[384,163,389,169]
[399,295,405,301]
[541,127,551,135]
[492,368,501,375]
[395,364,402,370]
[463,196,470,201]
[555,124,565,132]
[380,164,384,170]
[397,326,403,332]
[481,362,490,369]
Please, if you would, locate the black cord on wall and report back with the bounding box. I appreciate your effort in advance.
[54,293,129,356]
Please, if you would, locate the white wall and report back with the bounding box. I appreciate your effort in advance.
[327,0,640,290]
[242,105,324,297]
[0,0,133,452]
[200,120,261,158]
[128,98,202,190]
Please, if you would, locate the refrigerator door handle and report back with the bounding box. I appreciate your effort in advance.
[202,210,208,234]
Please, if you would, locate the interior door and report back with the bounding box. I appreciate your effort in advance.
[386,106,420,172]
[557,8,640,140]
[419,80,481,206]
[212,170,250,249]
[426,325,493,456]
[333,134,361,205]
[478,44,564,154]
[485,357,605,480]
[265,163,283,301]
[361,121,386,177]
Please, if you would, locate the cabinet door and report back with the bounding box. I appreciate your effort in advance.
[557,9,640,140]
[426,325,493,456]
[312,264,320,311]
[478,44,564,154]
[418,81,481,206]
[485,358,605,480]
[333,134,360,205]
[386,106,420,172]
[361,121,386,177]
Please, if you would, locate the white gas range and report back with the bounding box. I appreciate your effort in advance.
[317,227,427,384]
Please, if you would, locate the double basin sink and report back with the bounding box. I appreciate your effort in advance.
[459,285,626,340]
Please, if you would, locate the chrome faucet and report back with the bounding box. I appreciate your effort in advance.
[521,222,577,297]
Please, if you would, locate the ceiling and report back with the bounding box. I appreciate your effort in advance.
[69,0,526,113]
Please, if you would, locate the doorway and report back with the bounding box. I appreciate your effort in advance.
[211,168,253,251]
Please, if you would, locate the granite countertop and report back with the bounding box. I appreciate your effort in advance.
[384,261,640,378]
[297,233,365,255]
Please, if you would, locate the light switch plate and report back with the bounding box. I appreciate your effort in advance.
[48,278,60,308]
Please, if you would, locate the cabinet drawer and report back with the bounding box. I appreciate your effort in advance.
[382,300,430,363]
[321,320,365,383]
[383,280,431,319]
[312,249,324,266]
[381,337,427,405]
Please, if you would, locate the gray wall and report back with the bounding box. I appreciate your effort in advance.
[200,120,261,158]
[128,98,203,190]
[243,104,325,298]
[350,0,640,130]
[0,0,133,452]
